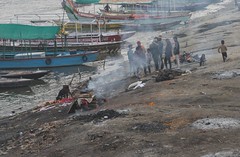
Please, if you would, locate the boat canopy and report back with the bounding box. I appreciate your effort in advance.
[99,0,154,4]
[0,24,60,40]
[75,0,100,4]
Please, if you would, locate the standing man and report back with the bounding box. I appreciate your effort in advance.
[157,35,164,70]
[146,48,152,74]
[135,41,147,75]
[218,40,228,62]
[173,36,180,69]
[164,38,173,69]
[127,44,135,75]
[149,37,160,71]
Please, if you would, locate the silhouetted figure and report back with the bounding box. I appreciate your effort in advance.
[135,41,147,75]
[199,54,206,66]
[146,48,152,74]
[149,37,160,71]
[56,85,71,100]
[157,36,164,70]
[104,4,111,12]
[164,39,173,69]
[173,36,180,69]
[127,44,136,75]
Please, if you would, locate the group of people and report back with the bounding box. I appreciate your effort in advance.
[127,35,180,77]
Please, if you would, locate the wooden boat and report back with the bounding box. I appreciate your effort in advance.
[0,40,123,55]
[62,0,191,24]
[99,9,191,18]
[0,78,33,88]
[121,0,219,11]
[99,9,191,19]
[62,0,133,21]
[0,51,99,69]
[0,24,101,69]
[1,70,50,79]
[0,23,124,60]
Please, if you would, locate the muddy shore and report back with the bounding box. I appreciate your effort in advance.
[1,1,240,157]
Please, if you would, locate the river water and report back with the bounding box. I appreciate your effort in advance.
[0,0,231,117]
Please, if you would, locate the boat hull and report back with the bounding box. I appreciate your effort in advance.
[0,52,99,69]
[0,41,123,56]
[1,70,50,79]
[0,78,33,88]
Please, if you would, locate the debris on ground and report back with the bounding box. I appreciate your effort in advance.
[73,109,124,123]
[130,121,169,133]
[191,118,240,130]
[201,150,240,157]
[155,69,184,82]
[212,70,240,79]
[127,81,146,91]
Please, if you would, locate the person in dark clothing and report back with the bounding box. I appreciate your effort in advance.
[56,85,71,100]
[164,39,173,69]
[149,37,160,71]
[104,4,111,12]
[127,44,136,75]
[135,41,147,75]
[146,48,152,74]
[157,36,164,70]
[173,36,180,69]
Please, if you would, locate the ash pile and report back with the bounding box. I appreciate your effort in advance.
[155,69,184,82]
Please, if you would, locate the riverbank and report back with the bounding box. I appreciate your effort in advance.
[1,1,240,157]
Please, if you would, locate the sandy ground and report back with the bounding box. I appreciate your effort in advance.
[1,1,240,157]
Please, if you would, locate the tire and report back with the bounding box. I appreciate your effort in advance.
[45,58,52,65]
[82,55,88,62]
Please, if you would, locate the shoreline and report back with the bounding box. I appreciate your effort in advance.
[2,1,240,156]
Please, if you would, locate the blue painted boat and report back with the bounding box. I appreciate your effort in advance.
[0,23,100,69]
[0,51,99,69]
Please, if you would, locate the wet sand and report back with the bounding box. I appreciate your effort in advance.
[1,1,240,157]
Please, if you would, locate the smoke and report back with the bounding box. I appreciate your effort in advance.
[87,57,129,98]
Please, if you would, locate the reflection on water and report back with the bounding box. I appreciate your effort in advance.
[0,65,98,117]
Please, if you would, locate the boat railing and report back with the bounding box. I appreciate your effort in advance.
[11,13,64,25]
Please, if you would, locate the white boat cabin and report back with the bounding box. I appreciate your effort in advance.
[14,52,46,59]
